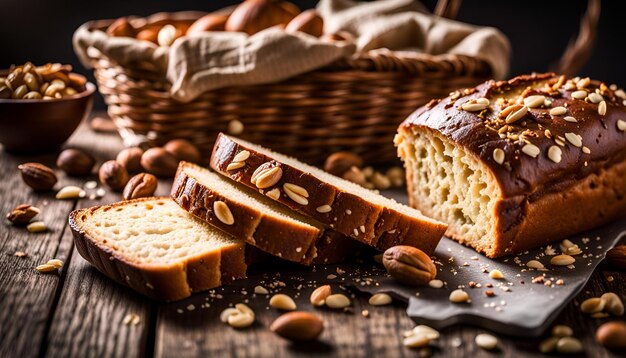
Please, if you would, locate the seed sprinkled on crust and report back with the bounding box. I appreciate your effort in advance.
[598,100,607,116]
[214,201,234,225]
[283,183,309,205]
[492,148,505,164]
[316,205,332,213]
[565,133,583,147]
[588,92,603,104]
[505,105,528,124]
[524,95,546,108]
[548,145,562,163]
[582,146,591,154]
[233,150,250,163]
[550,106,567,116]
[226,162,245,171]
[571,90,588,100]
[617,119,626,131]
[253,166,283,189]
[266,188,280,200]
[576,77,590,89]
[462,99,489,112]
[563,116,578,123]
[521,143,540,158]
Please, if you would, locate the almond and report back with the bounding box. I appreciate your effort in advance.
[6,204,40,225]
[382,245,436,286]
[310,285,331,307]
[270,311,324,341]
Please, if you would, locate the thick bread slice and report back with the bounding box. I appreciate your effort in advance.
[171,162,362,264]
[210,133,446,254]
[69,197,247,301]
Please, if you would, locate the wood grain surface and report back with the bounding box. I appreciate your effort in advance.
[0,115,625,358]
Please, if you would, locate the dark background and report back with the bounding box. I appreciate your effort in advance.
[1,0,624,109]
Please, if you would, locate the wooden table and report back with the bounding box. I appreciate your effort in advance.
[1,116,624,358]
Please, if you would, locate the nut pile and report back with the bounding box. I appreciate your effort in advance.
[106,1,349,47]
[539,325,583,354]
[1,62,86,100]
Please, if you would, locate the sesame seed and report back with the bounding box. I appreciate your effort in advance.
[563,116,578,123]
[582,146,591,154]
[617,119,626,131]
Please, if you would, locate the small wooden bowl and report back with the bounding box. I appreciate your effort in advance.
[0,74,96,153]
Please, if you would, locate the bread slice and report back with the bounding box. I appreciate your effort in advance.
[209,133,446,254]
[69,197,247,301]
[171,162,362,264]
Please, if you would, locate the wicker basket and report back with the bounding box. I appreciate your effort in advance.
[84,0,598,165]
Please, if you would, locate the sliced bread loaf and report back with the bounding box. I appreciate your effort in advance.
[210,133,446,254]
[171,162,362,264]
[69,197,247,301]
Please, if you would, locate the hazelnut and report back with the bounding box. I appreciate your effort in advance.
[123,173,158,200]
[382,245,436,286]
[18,162,58,191]
[285,10,323,37]
[98,160,129,191]
[116,147,144,173]
[163,139,201,163]
[141,147,179,177]
[187,14,229,35]
[325,151,363,176]
[596,321,626,349]
[225,0,296,35]
[270,311,324,341]
[56,148,95,176]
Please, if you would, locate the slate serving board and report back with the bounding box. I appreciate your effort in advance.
[353,219,626,337]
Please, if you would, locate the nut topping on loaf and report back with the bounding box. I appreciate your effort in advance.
[398,73,626,257]
[210,134,447,254]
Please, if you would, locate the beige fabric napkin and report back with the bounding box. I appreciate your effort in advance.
[74,0,511,102]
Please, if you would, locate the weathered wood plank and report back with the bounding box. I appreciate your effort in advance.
[43,122,161,358]
[0,150,77,357]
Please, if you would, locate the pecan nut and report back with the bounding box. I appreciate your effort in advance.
[18,162,57,191]
[6,204,40,225]
[382,245,436,286]
[270,311,324,342]
[123,173,157,200]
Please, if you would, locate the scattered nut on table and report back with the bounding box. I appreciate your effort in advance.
[270,311,324,341]
[382,245,436,286]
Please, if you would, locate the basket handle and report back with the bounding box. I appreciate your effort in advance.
[434,0,601,76]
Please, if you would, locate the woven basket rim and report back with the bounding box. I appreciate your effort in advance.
[83,12,493,77]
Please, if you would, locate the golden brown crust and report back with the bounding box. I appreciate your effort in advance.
[210,134,446,255]
[401,73,626,257]
[69,197,247,301]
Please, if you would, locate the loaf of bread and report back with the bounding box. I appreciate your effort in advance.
[210,133,447,254]
[171,162,364,264]
[69,198,247,301]
[396,73,626,257]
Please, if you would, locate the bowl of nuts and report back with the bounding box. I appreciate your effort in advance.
[0,62,96,153]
